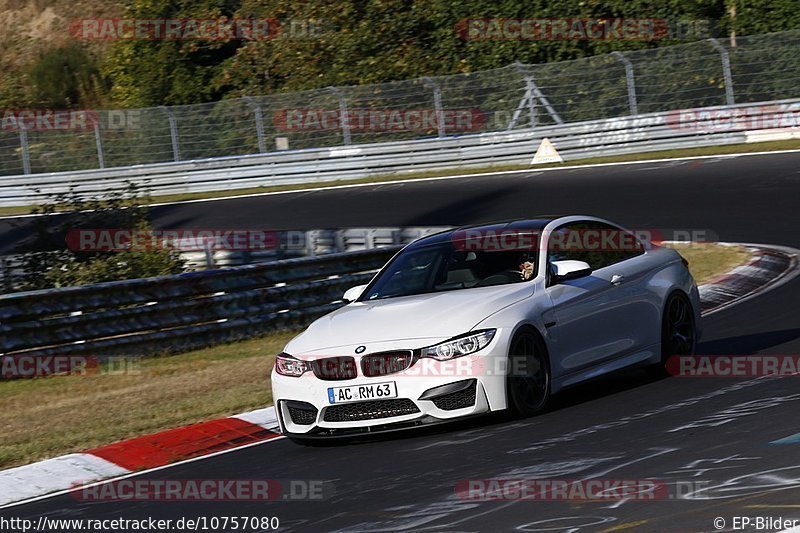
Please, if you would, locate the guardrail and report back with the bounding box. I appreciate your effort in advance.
[0,247,400,363]
[2,98,798,208]
[0,227,446,293]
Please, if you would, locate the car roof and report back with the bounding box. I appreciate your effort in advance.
[406,217,563,249]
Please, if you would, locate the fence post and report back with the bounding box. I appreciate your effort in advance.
[327,87,352,145]
[422,77,446,138]
[510,61,563,127]
[244,96,267,153]
[510,62,537,128]
[203,239,215,269]
[159,106,181,161]
[94,120,105,169]
[611,51,639,116]
[523,77,537,128]
[18,124,31,175]
[708,38,735,106]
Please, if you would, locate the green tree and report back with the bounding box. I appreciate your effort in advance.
[28,44,105,109]
[724,0,800,36]
[218,0,727,96]
[102,0,245,107]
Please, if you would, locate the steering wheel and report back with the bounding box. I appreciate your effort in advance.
[475,270,520,287]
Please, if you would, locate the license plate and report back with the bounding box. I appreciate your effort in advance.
[327,382,397,404]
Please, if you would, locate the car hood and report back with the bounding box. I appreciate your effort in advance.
[285,284,533,355]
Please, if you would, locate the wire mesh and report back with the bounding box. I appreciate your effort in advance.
[3,29,800,176]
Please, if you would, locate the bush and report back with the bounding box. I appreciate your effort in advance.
[14,183,185,292]
[27,44,106,109]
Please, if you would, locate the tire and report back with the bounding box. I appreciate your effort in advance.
[650,291,697,376]
[506,328,551,417]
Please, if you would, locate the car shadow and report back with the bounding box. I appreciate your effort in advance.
[696,328,800,355]
[301,367,663,448]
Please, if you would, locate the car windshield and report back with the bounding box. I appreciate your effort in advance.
[362,241,539,300]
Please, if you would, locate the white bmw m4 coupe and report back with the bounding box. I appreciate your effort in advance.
[271,215,700,442]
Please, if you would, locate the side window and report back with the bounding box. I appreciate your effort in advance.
[548,222,644,271]
[612,224,645,264]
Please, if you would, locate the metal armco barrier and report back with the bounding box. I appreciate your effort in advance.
[0,227,446,293]
[1,99,798,208]
[0,247,400,362]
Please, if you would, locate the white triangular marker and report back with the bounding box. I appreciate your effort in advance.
[531,138,563,164]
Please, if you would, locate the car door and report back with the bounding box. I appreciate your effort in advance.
[589,223,660,349]
[544,221,648,375]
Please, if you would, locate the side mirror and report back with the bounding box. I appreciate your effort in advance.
[551,260,592,283]
[342,285,367,303]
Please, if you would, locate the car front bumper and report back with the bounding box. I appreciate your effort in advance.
[273,375,493,436]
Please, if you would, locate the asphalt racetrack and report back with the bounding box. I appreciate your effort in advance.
[3,151,800,532]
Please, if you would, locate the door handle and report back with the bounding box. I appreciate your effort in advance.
[611,274,625,285]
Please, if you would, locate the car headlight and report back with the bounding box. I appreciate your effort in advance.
[275,353,309,377]
[421,330,496,361]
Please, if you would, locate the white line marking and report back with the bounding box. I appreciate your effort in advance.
[231,406,280,431]
[0,434,285,510]
[0,454,128,507]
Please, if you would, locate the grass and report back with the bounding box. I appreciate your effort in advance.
[0,242,752,469]
[663,242,751,285]
[0,332,296,469]
[2,139,800,217]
